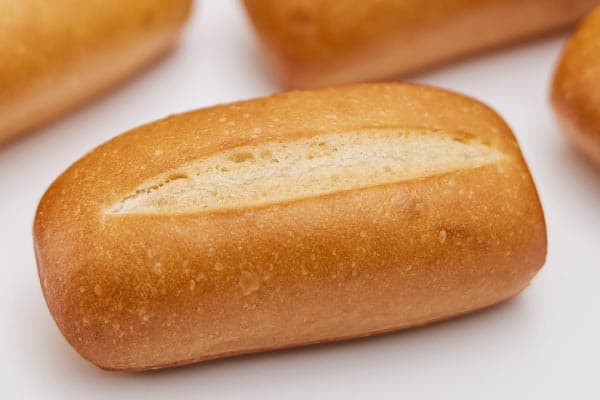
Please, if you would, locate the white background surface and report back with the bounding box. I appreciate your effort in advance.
[1,1,599,399]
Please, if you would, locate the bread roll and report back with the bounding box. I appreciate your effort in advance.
[552,5,600,167]
[0,0,192,143]
[34,83,547,371]
[243,0,597,88]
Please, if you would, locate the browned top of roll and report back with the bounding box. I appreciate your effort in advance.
[36,83,528,222]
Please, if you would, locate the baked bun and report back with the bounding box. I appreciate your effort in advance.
[552,5,600,166]
[243,0,597,88]
[34,83,547,371]
[0,0,192,143]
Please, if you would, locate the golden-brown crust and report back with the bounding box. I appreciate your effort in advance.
[243,0,597,88]
[34,83,547,371]
[0,0,192,143]
[551,5,600,167]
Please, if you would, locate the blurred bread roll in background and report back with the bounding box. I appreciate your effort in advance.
[243,0,598,88]
[0,0,192,144]
[552,5,600,167]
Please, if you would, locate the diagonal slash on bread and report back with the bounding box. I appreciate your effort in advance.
[108,130,504,215]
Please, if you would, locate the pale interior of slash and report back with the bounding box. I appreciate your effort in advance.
[108,130,503,214]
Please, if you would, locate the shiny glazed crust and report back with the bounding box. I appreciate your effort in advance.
[552,5,600,167]
[34,83,547,371]
[0,0,192,143]
[243,0,597,88]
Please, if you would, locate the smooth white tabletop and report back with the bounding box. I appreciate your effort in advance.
[1,2,599,399]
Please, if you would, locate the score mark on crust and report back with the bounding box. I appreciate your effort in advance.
[107,130,503,215]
